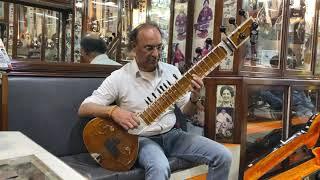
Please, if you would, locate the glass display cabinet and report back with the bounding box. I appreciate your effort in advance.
[1,1,72,62]
[201,0,320,177]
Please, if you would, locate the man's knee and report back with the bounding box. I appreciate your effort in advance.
[215,147,232,167]
[145,163,171,179]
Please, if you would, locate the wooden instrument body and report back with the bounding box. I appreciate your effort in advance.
[83,117,138,171]
[244,114,320,180]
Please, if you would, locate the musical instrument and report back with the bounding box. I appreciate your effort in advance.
[244,113,320,180]
[83,15,256,171]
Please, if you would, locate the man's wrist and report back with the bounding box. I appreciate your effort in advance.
[190,96,200,104]
[106,105,118,119]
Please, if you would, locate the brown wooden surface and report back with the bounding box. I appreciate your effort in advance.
[83,117,138,171]
[9,60,122,77]
[0,73,8,131]
[244,114,320,180]
[270,147,320,179]
[2,0,72,11]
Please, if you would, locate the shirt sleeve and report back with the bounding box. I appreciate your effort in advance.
[81,71,119,106]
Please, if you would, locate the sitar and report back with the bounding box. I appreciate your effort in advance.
[83,16,255,171]
[244,113,320,180]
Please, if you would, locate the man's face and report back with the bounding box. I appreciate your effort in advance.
[133,27,162,72]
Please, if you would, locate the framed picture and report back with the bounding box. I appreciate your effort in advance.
[215,85,236,142]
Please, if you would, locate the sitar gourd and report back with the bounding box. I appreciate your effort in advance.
[83,12,257,171]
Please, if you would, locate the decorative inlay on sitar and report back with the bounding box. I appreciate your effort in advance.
[83,15,256,171]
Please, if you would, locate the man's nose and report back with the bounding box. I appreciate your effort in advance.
[150,48,161,57]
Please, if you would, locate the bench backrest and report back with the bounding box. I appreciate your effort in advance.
[6,76,105,157]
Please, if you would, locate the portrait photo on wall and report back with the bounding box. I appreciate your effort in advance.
[216,107,234,141]
[216,85,236,108]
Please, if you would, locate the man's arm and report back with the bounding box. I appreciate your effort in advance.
[78,103,140,130]
[78,102,115,118]
[182,74,203,116]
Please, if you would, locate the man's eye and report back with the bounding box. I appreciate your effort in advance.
[145,46,153,51]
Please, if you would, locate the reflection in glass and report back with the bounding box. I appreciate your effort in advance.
[74,0,83,62]
[150,0,171,63]
[8,3,14,56]
[315,9,320,74]
[287,0,315,71]
[246,87,284,166]
[219,0,237,71]
[290,89,316,135]
[44,10,60,61]
[242,0,282,69]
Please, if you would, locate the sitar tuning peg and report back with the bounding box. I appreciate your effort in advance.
[166,80,172,86]
[145,99,150,105]
[219,26,227,35]
[252,22,259,30]
[239,9,247,18]
[152,93,157,99]
[163,83,168,89]
[228,17,237,28]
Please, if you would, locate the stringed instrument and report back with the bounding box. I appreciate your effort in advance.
[244,113,320,180]
[83,16,256,171]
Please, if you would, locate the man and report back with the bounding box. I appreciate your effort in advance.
[80,33,121,65]
[78,23,231,180]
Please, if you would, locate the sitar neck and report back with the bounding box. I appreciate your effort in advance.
[139,45,228,125]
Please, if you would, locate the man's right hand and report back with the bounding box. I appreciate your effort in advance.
[111,107,140,130]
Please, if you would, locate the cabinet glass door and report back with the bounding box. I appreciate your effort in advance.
[286,0,315,71]
[242,0,283,69]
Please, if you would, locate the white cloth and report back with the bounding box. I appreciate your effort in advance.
[82,60,190,136]
[90,54,121,65]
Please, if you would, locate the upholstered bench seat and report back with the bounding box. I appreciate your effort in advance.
[61,153,196,180]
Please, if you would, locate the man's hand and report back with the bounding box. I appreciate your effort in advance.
[190,74,204,102]
[111,107,140,130]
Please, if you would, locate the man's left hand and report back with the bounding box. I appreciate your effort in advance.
[190,74,203,102]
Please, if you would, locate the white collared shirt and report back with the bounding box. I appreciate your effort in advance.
[82,60,190,136]
[90,54,122,65]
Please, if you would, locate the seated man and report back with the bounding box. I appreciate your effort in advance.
[78,22,232,180]
[80,33,121,65]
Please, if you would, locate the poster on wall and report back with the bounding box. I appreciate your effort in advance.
[192,0,215,68]
[172,0,188,73]
[219,0,237,71]
[215,85,236,142]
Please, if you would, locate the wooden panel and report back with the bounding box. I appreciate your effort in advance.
[2,0,72,11]
[9,60,122,77]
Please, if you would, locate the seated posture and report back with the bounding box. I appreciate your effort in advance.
[80,33,121,65]
[78,22,232,180]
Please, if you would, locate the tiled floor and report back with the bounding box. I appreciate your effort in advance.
[170,143,240,180]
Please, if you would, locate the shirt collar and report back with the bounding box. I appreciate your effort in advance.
[131,59,163,78]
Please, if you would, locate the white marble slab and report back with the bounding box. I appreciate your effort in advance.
[0,131,87,180]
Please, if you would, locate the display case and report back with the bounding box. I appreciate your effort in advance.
[1,0,72,62]
[197,0,320,177]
